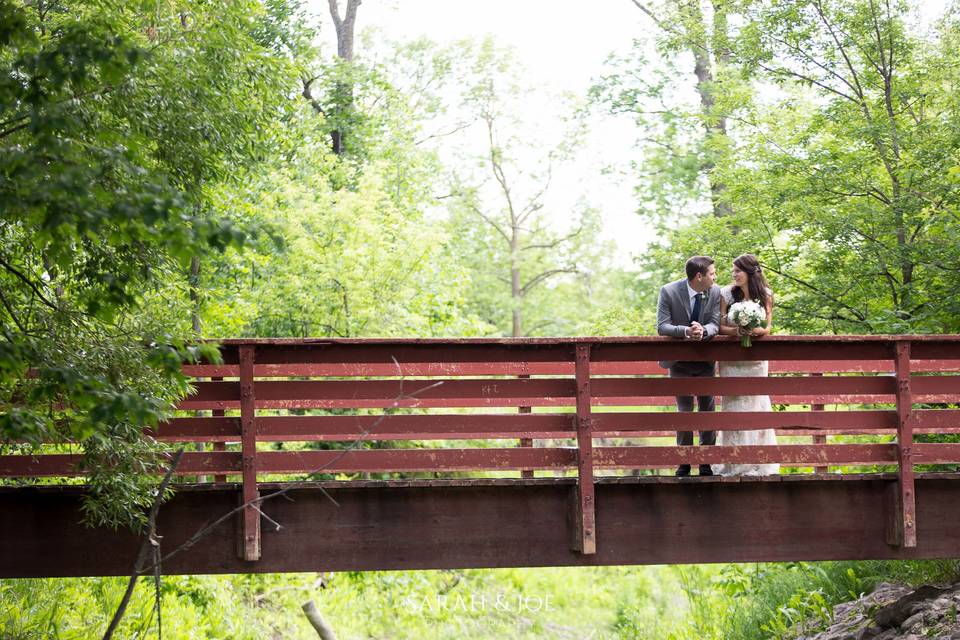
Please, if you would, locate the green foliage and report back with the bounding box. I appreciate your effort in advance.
[0,0,292,528]
[594,0,960,335]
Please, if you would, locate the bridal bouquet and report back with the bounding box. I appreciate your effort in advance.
[727,300,767,347]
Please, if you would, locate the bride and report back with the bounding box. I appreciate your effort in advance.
[714,254,780,476]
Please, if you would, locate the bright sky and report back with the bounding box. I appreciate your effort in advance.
[313,0,950,268]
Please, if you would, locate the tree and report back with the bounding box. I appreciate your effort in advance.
[447,40,609,336]
[0,0,298,527]
[722,0,960,332]
[594,0,747,220]
[200,36,494,339]
[597,0,960,335]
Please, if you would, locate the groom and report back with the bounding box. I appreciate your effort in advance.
[656,256,722,477]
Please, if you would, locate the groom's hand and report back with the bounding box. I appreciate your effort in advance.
[687,322,705,341]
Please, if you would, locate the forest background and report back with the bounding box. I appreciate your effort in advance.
[1,0,959,637]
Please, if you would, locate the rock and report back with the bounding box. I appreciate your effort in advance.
[796,581,960,640]
[899,611,925,631]
[874,585,958,628]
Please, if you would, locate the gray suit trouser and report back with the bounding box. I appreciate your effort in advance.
[669,361,716,446]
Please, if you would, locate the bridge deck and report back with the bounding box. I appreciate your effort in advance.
[4,336,960,575]
[3,473,959,578]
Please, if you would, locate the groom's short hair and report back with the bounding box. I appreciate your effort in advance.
[685,256,714,280]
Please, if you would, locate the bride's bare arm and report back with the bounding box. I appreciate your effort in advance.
[718,297,739,336]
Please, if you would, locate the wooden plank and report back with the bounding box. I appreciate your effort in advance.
[179,375,899,411]
[811,373,828,473]
[592,444,897,468]
[181,358,960,378]
[591,340,898,363]
[179,393,908,411]
[256,448,577,473]
[239,345,260,561]
[156,417,241,440]
[0,454,83,477]
[250,342,577,366]
[0,451,243,478]
[212,376,228,483]
[913,443,960,463]
[257,414,573,440]
[592,376,897,397]
[591,409,897,432]
[574,344,596,554]
[911,376,960,394]
[519,373,534,479]
[894,341,917,548]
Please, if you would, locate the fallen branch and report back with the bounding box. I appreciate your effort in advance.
[102,448,184,640]
[302,600,338,640]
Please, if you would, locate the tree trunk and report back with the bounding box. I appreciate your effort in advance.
[327,0,362,155]
[189,255,201,337]
[511,239,521,337]
[681,0,733,217]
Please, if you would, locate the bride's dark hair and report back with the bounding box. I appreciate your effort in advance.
[731,254,771,306]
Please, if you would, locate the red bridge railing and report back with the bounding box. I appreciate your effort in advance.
[3,336,960,560]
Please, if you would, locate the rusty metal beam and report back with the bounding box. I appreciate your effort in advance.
[4,475,960,578]
[574,344,596,554]
[894,342,917,548]
[239,345,260,561]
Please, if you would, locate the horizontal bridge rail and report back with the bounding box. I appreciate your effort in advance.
[3,335,960,559]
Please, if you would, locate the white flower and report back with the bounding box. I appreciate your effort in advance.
[728,300,766,329]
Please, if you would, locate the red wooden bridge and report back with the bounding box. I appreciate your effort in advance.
[2,336,960,578]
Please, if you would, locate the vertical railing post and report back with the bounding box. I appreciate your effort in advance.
[892,340,917,548]
[573,344,596,554]
[239,345,261,561]
[519,374,534,479]
[811,372,828,474]
[211,375,226,484]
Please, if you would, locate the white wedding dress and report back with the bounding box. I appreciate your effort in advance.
[714,285,780,476]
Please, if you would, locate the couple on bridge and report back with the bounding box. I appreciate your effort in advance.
[657,254,780,478]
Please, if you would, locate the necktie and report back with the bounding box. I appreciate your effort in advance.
[690,293,703,324]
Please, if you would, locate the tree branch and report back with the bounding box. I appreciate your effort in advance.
[0,255,57,310]
[522,225,583,252]
[468,203,511,245]
[520,267,578,296]
[102,448,185,640]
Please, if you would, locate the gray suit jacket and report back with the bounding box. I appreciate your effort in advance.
[656,278,721,369]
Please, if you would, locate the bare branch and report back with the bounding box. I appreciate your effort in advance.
[517,162,553,226]
[468,203,511,245]
[413,121,471,146]
[522,225,584,252]
[0,255,57,310]
[811,0,867,101]
[301,75,326,116]
[768,33,862,96]
[756,60,859,104]
[483,113,519,226]
[759,262,870,325]
[0,286,28,334]
[520,268,578,296]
